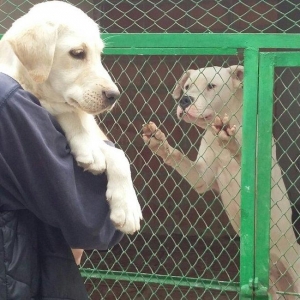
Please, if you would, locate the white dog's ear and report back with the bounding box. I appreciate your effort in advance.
[228,65,244,89]
[172,70,195,100]
[5,18,58,83]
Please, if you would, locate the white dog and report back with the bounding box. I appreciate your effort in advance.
[142,65,300,299]
[0,1,142,239]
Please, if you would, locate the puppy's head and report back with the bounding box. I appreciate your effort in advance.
[173,65,243,128]
[3,1,120,115]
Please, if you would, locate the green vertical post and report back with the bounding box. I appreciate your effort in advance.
[240,48,259,300]
[255,53,275,299]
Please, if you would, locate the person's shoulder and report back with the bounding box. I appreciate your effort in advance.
[0,72,21,109]
[0,73,42,113]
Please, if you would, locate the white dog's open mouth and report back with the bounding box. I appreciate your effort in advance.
[178,110,213,125]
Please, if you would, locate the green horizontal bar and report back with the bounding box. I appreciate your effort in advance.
[1,33,300,50]
[104,47,237,55]
[1,32,300,53]
[273,52,300,66]
[81,269,240,293]
[276,291,300,296]
[101,33,300,49]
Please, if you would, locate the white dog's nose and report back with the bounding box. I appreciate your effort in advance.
[180,95,193,110]
[103,89,120,104]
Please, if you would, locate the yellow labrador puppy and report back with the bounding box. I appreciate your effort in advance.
[0,1,142,262]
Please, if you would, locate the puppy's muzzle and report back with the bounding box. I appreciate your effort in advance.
[179,95,193,110]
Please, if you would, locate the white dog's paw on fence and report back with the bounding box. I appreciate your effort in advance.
[142,122,171,160]
[212,114,240,159]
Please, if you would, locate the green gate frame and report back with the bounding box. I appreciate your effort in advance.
[84,33,300,300]
[255,52,300,300]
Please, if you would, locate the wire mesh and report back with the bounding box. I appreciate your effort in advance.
[96,55,243,300]
[271,67,300,298]
[0,1,300,299]
[1,0,300,33]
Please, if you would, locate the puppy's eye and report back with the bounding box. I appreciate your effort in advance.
[185,84,190,90]
[69,49,86,60]
[207,83,216,90]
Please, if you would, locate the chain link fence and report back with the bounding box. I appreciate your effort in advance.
[1,1,300,299]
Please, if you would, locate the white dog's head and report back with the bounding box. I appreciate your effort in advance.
[173,65,244,129]
[2,1,119,115]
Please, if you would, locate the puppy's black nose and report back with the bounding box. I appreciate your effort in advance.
[179,96,192,110]
[103,89,120,103]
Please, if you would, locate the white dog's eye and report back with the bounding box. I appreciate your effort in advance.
[69,49,86,60]
[185,84,189,90]
[207,83,216,90]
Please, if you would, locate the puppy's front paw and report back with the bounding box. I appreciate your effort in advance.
[142,122,170,160]
[76,148,106,175]
[70,137,106,175]
[107,184,143,234]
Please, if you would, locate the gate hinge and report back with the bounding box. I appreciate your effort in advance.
[241,278,270,299]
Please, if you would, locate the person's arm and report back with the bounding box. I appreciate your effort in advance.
[0,87,123,250]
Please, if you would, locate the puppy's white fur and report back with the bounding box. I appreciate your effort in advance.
[143,66,300,299]
[0,1,142,236]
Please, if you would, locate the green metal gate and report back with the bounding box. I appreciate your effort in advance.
[87,35,300,300]
[1,1,300,300]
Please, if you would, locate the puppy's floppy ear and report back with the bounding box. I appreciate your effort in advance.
[5,17,58,83]
[227,65,244,89]
[172,70,194,100]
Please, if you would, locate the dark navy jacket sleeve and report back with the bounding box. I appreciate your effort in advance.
[0,73,123,250]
